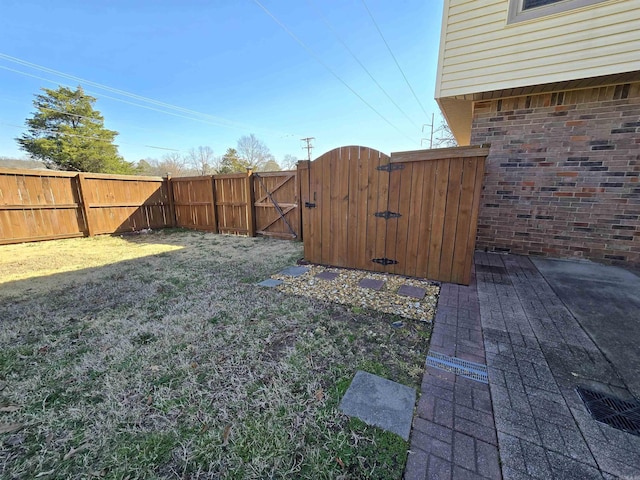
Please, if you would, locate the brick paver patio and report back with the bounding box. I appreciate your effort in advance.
[406,252,640,479]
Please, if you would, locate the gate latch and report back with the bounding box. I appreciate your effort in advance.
[374,211,401,219]
[305,202,316,208]
[372,258,398,266]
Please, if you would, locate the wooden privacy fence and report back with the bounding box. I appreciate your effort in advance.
[0,168,300,245]
[1,146,487,285]
[170,172,256,236]
[0,169,170,245]
[169,170,300,238]
[299,145,488,285]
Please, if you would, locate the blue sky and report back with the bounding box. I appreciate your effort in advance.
[0,0,444,165]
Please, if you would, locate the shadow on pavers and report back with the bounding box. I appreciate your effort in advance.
[532,257,640,398]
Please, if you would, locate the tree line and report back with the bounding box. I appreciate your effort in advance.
[15,86,299,176]
[137,140,299,178]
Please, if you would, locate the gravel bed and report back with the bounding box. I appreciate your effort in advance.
[272,265,440,322]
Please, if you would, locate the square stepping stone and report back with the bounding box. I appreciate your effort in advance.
[315,271,339,281]
[256,279,283,288]
[339,370,416,440]
[279,266,309,277]
[358,278,385,291]
[397,284,426,299]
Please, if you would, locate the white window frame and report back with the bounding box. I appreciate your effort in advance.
[507,0,609,24]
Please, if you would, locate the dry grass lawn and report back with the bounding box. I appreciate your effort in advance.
[0,230,432,479]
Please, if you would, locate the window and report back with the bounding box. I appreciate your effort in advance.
[508,0,609,24]
[522,0,565,8]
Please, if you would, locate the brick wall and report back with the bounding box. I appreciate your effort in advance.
[471,82,640,267]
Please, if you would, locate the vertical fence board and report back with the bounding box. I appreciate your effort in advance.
[389,162,413,276]
[245,172,255,237]
[451,159,479,284]
[354,147,369,270]
[414,160,437,279]
[426,160,449,280]
[365,149,383,272]
[346,146,360,269]
[76,174,93,236]
[462,157,486,284]
[383,156,403,276]
[299,162,312,247]
[439,159,464,280]
[311,156,323,262]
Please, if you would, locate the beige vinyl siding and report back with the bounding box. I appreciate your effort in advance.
[436,0,640,98]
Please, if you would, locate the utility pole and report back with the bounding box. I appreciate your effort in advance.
[300,137,315,161]
[421,112,435,149]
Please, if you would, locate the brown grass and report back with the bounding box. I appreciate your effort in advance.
[0,230,431,479]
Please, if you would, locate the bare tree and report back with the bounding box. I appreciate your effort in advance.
[160,152,190,176]
[236,134,275,171]
[281,154,299,170]
[187,146,218,175]
[137,153,195,177]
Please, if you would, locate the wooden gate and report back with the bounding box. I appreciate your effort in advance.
[253,171,300,239]
[298,145,488,285]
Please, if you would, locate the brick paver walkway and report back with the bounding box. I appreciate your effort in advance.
[405,269,502,480]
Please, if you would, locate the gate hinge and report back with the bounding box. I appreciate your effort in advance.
[376,163,405,172]
[304,202,316,208]
[374,211,401,219]
[372,258,398,266]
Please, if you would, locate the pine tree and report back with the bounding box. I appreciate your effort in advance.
[16,86,135,174]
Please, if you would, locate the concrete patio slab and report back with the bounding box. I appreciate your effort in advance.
[339,370,416,441]
[475,253,640,479]
[531,257,640,398]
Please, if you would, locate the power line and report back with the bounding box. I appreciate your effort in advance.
[2,121,185,153]
[306,0,419,129]
[360,0,430,119]
[0,84,284,143]
[0,55,291,137]
[2,121,121,144]
[0,65,252,131]
[252,0,420,145]
[0,53,250,129]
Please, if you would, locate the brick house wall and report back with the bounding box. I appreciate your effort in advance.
[471,82,640,267]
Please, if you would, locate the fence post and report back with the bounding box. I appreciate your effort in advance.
[295,162,303,241]
[246,169,256,237]
[210,175,218,234]
[164,175,177,227]
[76,173,95,236]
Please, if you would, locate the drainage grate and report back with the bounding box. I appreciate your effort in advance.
[576,387,640,437]
[426,351,488,384]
